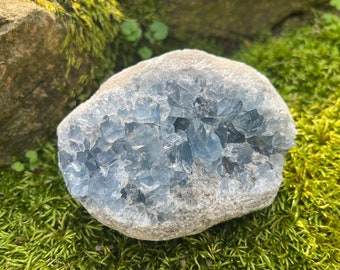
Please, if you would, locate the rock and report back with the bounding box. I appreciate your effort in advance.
[0,0,73,166]
[164,0,327,42]
[57,49,296,241]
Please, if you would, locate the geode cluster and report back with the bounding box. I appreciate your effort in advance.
[57,49,296,240]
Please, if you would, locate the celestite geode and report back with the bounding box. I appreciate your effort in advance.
[57,49,296,240]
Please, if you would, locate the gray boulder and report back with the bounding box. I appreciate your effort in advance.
[0,0,72,166]
[164,0,327,42]
[57,49,296,241]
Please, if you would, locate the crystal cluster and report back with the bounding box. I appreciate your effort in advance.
[57,49,296,240]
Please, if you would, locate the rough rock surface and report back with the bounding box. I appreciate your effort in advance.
[0,0,72,166]
[164,0,327,41]
[57,49,296,241]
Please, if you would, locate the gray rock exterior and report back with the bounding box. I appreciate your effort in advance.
[57,49,296,241]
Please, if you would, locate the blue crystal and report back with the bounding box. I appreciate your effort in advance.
[215,121,245,147]
[187,119,223,162]
[85,154,98,171]
[232,109,264,137]
[177,141,193,169]
[68,124,85,143]
[63,162,89,198]
[247,135,274,155]
[134,97,161,123]
[58,150,73,169]
[171,170,188,188]
[88,170,120,197]
[222,157,238,174]
[100,115,124,143]
[120,184,146,204]
[194,96,217,117]
[167,95,195,118]
[59,76,274,205]
[217,98,243,119]
[224,143,254,168]
[132,173,163,202]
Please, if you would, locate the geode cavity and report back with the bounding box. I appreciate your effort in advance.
[57,49,296,241]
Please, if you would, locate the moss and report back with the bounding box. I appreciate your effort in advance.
[1,11,340,270]
[233,13,340,109]
[28,0,168,102]
[28,0,123,102]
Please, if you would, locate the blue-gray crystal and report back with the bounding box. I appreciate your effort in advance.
[187,119,223,162]
[57,49,296,241]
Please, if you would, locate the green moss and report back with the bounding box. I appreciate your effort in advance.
[28,0,168,102]
[1,11,340,270]
[233,14,340,110]
[29,0,123,102]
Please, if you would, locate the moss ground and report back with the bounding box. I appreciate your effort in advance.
[1,11,340,270]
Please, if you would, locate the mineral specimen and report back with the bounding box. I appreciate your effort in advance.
[57,49,296,241]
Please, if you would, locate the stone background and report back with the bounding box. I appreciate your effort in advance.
[0,0,71,165]
[165,0,327,41]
